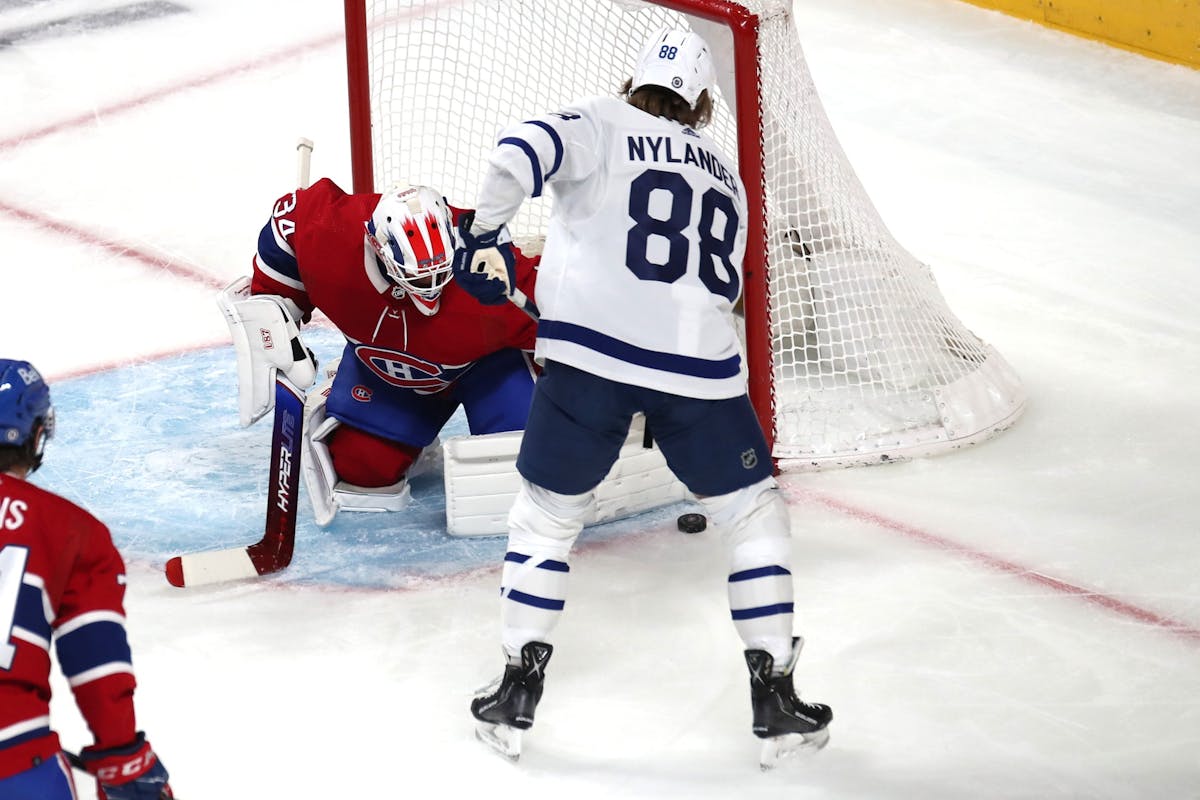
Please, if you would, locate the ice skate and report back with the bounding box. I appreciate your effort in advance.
[745,636,832,770]
[471,641,552,761]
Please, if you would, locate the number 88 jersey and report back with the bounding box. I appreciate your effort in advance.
[484,95,749,401]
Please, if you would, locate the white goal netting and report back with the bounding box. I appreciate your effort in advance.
[352,0,1025,468]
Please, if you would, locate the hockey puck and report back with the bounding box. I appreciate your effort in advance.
[676,513,707,534]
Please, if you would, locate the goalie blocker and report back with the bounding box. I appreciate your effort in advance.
[218,275,318,427]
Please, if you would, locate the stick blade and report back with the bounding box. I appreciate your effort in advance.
[164,548,260,588]
[165,375,305,589]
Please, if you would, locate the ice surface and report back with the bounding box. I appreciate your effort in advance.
[1,0,1197,797]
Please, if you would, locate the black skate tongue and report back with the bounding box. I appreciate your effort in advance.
[521,641,553,676]
[745,649,775,683]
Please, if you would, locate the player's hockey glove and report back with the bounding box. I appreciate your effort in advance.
[76,732,174,800]
[453,212,516,306]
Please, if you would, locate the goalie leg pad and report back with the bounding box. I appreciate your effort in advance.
[442,415,688,537]
[302,389,341,527]
[330,478,412,512]
[301,387,419,527]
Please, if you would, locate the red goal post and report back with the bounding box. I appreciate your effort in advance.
[343,0,1025,470]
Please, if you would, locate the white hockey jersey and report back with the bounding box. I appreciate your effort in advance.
[480,95,748,400]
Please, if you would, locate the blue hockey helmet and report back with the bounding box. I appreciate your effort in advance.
[0,359,55,471]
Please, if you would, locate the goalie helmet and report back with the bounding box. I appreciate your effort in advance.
[0,358,55,472]
[365,184,456,301]
[630,27,715,109]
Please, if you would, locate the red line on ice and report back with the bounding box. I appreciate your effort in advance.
[0,199,223,289]
[0,1,464,152]
[0,34,342,153]
[790,485,1200,643]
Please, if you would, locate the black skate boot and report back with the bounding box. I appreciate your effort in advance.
[471,641,553,760]
[744,636,832,769]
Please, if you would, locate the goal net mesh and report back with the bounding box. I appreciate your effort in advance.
[355,0,1025,467]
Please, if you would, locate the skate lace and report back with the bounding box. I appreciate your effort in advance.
[473,674,504,695]
[791,690,823,711]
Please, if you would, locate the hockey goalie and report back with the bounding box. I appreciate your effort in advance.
[222,176,688,535]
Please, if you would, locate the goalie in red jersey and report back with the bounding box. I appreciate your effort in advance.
[0,359,173,799]
[221,179,539,526]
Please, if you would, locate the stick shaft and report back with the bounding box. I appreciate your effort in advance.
[296,137,314,189]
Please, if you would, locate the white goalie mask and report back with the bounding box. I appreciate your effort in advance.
[365,184,456,301]
[630,27,715,109]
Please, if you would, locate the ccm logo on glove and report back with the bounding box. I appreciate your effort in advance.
[91,748,158,781]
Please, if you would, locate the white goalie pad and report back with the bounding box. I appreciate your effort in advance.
[217,276,318,427]
[301,380,441,527]
[443,414,689,537]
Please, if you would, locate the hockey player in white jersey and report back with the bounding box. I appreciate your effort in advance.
[452,27,832,768]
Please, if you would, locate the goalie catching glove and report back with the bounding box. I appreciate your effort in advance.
[217,275,318,426]
[452,212,517,305]
[76,732,173,800]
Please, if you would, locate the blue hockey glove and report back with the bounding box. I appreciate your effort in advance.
[77,732,173,800]
[452,213,517,306]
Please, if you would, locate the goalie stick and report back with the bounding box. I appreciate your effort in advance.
[164,138,314,588]
[164,375,304,587]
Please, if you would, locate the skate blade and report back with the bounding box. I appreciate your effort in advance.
[759,727,830,770]
[475,721,523,761]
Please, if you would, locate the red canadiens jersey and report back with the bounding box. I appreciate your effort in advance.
[249,178,538,391]
[0,473,138,779]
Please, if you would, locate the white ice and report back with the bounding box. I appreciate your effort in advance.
[1,0,1198,797]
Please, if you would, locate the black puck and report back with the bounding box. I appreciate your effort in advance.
[676,513,707,534]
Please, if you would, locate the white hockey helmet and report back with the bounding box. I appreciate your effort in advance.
[630,27,715,109]
[365,184,456,300]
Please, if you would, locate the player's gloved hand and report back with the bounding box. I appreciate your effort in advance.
[453,212,516,306]
[77,732,174,800]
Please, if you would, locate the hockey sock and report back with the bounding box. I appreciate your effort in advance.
[728,534,795,668]
[500,480,589,659]
[702,478,796,667]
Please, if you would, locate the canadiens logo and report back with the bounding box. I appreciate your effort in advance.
[354,345,468,393]
[351,385,373,402]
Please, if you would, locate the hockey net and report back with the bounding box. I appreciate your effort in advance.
[344,0,1025,469]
